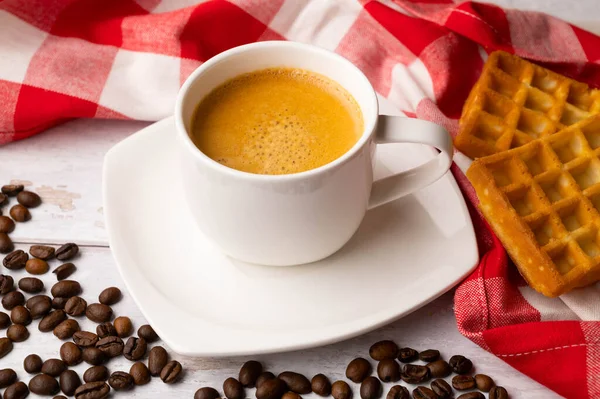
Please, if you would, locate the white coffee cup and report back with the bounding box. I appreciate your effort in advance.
[175,41,453,266]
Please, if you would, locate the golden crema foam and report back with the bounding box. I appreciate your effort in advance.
[191,67,364,175]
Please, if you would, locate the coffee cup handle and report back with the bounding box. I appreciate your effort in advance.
[368,116,454,209]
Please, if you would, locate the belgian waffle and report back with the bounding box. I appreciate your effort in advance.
[468,115,600,297]
[456,51,600,159]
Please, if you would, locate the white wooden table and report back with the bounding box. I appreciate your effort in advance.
[4,2,598,397]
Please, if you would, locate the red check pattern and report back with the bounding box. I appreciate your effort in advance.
[2,1,600,396]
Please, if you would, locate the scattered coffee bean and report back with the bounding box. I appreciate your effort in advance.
[412,386,437,399]
[148,345,169,376]
[311,374,331,396]
[56,243,79,261]
[9,205,30,222]
[60,342,82,366]
[26,258,48,274]
[0,274,14,294]
[28,295,52,319]
[96,336,124,358]
[369,340,399,360]
[386,385,409,399]
[279,371,311,394]
[377,359,400,382]
[0,216,15,233]
[397,347,419,363]
[346,357,372,383]
[474,374,495,392]
[86,303,112,323]
[73,331,99,347]
[130,362,151,385]
[282,393,301,399]
[449,355,473,375]
[74,381,110,399]
[54,318,80,339]
[42,358,67,377]
[137,323,158,342]
[82,347,108,366]
[331,380,352,399]
[457,394,484,399]
[29,245,55,260]
[24,354,43,373]
[108,371,134,391]
[84,366,109,383]
[239,360,262,387]
[160,360,183,384]
[1,185,24,197]
[123,336,146,360]
[360,376,381,399]
[98,287,121,305]
[3,250,28,269]
[53,263,76,281]
[65,296,87,316]
[39,309,67,332]
[430,379,452,399]
[0,311,9,328]
[18,277,44,293]
[2,290,25,310]
[4,381,29,399]
[0,193,5,207]
[256,372,276,388]
[52,280,81,298]
[0,233,14,253]
[17,191,41,208]
[52,296,69,309]
[114,316,133,338]
[0,337,13,358]
[489,386,508,399]
[60,369,82,396]
[224,377,244,399]
[452,375,475,390]
[7,323,29,342]
[195,387,220,399]
[0,368,17,388]
[426,359,451,378]
[96,322,116,338]
[419,350,440,362]
[256,378,287,399]
[400,364,430,384]
[29,373,60,395]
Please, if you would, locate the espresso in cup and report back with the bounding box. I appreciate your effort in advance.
[190,67,364,175]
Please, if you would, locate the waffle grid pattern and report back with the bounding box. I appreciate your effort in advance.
[456,51,600,159]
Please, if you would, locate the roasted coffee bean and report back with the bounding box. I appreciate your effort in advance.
[377,359,400,382]
[3,250,27,269]
[24,354,43,373]
[160,360,182,384]
[54,319,80,339]
[0,337,13,358]
[60,369,82,396]
[224,377,244,399]
[0,274,14,294]
[98,287,121,305]
[39,310,67,332]
[96,336,124,358]
[84,366,109,383]
[397,347,418,363]
[26,258,48,274]
[257,378,287,399]
[108,371,133,391]
[114,316,132,338]
[457,394,484,399]
[2,291,25,310]
[400,364,430,384]
[10,205,30,222]
[29,295,52,319]
[452,375,475,390]
[82,347,107,366]
[130,362,151,385]
[360,376,381,399]
[53,263,76,281]
[256,372,276,388]
[56,243,79,261]
[74,381,110,399]
[195,387,220,399]
[346,357,372,383]
[412,386,437,399]
[148,345,169,376]
[311,374,331,396]
[96,322,116,338]
[60,342,82,366]
[42,359,67,377]
[2,185,24,196]
[0,233,13,253]
[239,360,262,387]
[73,331,99,347]
[17,191,41,208]
[7,324,28,342]
[418,350,440,362]
[52,280,81,298]
[369,340,399,361]
[65,296,87,316]
[29,373,60,395]
[123,336,145,360]
[18,277,44,293]
[386,385,409,399]
[430,379,452,399]
[137,324,158,342]
[331,381,352,399]
[9,308,31,327]
[0,311,9,328]
[449,355,473,374]
[474,374,495,392]
[52,296,69,310]
[4,381,29,399]
[426,359,451,378]
[0,193,5,206]
[279,371,311,394]
[0,216,15,233]
[489,386,508,399]
[86,304,112,323]
[30,245,55,260]
[0,368,17,388]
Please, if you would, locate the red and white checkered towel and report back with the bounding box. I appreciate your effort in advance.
[2,0,600,396]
